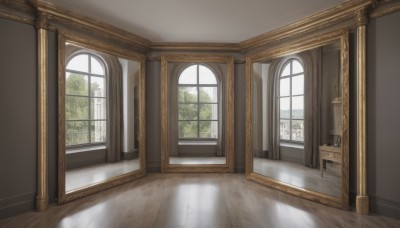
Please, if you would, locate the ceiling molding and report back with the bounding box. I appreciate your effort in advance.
[370,0,400,19]
[32,0,151,52]
[0,0,35,25]
[150,42,241,52]
[240,0,374,52]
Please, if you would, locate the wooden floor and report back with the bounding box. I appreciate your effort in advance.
[66,159,140,192]
[1,174,400,228]
[253,158,341,197]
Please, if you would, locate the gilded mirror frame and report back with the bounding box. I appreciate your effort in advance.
[160,55,234,173]
[58,31,146,203]
[245,30,349,209]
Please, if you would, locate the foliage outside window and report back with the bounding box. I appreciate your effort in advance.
[178,65,218,139]
[278,59,304,142]
[65,53,107,146]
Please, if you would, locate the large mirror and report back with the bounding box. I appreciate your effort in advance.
[58,31,146,203]
[161,55,234,172]
[246,31,349,209]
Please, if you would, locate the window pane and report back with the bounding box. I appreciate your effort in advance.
[91,120,106,143]
[199,121,218,138]
[66,73,88,96]
[66,54,89,73]
[280,119,290,140]
[178,87,197,103]
[90,76,105,97]
[292,75,304,95]
[91,56,105,75]
[280,97,290,119]
[280,78,290,96]
[199,66,217,84]
[292,120,304,141]
[199,104,218,120]
[292,96,304,119]
[66,121,89,145]
[179,121,198,138]
[179,65,197,84]
[66,96,89,120]
[178,104,198,120]
[281,63,290,77]
[199,87,218,102]
[292,60,304,74]
[90,98,107,120]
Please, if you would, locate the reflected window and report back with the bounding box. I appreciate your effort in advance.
[278,59,304,142]
[65,53,107,146]
[178,65,218,139]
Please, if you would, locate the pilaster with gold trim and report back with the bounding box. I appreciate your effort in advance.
[355,7,369,215]
[35,11,50,212]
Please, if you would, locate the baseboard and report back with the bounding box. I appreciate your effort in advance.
[0,192,35,219]
[350,191,400,220]
[146,160,161,173]
[121,150,139,160]
[370,194,400,220]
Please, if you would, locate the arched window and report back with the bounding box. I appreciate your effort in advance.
[65,53,107,146]
[278,58,304,142]
[178,64,218,139]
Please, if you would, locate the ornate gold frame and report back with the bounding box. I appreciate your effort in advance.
[58,31,146,203]
[160,55,234,173]
[245,30,349,209]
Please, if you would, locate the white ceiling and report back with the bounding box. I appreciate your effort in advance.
[46,0,343,43]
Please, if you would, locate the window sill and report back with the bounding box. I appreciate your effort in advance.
[66,145,106,154]
[279,142,304,149]
[178,141,218,146]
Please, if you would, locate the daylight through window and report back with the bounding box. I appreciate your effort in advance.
[65,53,107,146]
[178,65,218,139]
[278,59,304,142]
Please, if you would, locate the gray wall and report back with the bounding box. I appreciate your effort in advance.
[0,18,37,218]
[366,11,400,219]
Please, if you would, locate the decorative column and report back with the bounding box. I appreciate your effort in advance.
[355,8,369,215]
[35,11,49,212]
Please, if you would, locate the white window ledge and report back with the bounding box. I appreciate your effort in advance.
[66,145,106,154]
[178,141,218,146]
[280,142,304,149]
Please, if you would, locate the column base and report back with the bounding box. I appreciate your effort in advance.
[356,195,369,215]
[36,195,49,212]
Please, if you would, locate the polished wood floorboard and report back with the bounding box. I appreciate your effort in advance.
[66,159,140,192]
[254,158,341,197]
[169,157,226,165]
[1,174,399,228]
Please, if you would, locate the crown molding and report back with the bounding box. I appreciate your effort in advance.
[150,42,241,52]
[32,0,151,52]
[370,0,400,18]
[240,0,374,52]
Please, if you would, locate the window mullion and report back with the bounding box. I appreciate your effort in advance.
[88,54,92,144]
[197,64,200,139]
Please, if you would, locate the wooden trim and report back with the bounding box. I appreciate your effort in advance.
[160,54,235,173]
[33,0,150,51]
[150,42,241,52]
[245,30,350,210]
[240,0,373,52]
[57,31,147,204]
[370,0,400,19]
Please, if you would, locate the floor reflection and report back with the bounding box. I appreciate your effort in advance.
[253,158,341,197]
[66,159,140,192]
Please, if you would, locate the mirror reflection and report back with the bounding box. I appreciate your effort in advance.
[64,43,141,192]
[252,41,343,197]
[168,63,226,165]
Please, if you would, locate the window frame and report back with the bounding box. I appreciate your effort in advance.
[65,52,107,148]
[177,64,219,141]
[278,58,305,144]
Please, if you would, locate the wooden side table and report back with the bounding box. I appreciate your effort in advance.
[319,145,342,177]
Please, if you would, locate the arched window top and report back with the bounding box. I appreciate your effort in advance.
[67,53,105,76]
[178,65,217,85]
[280,59,304,78]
